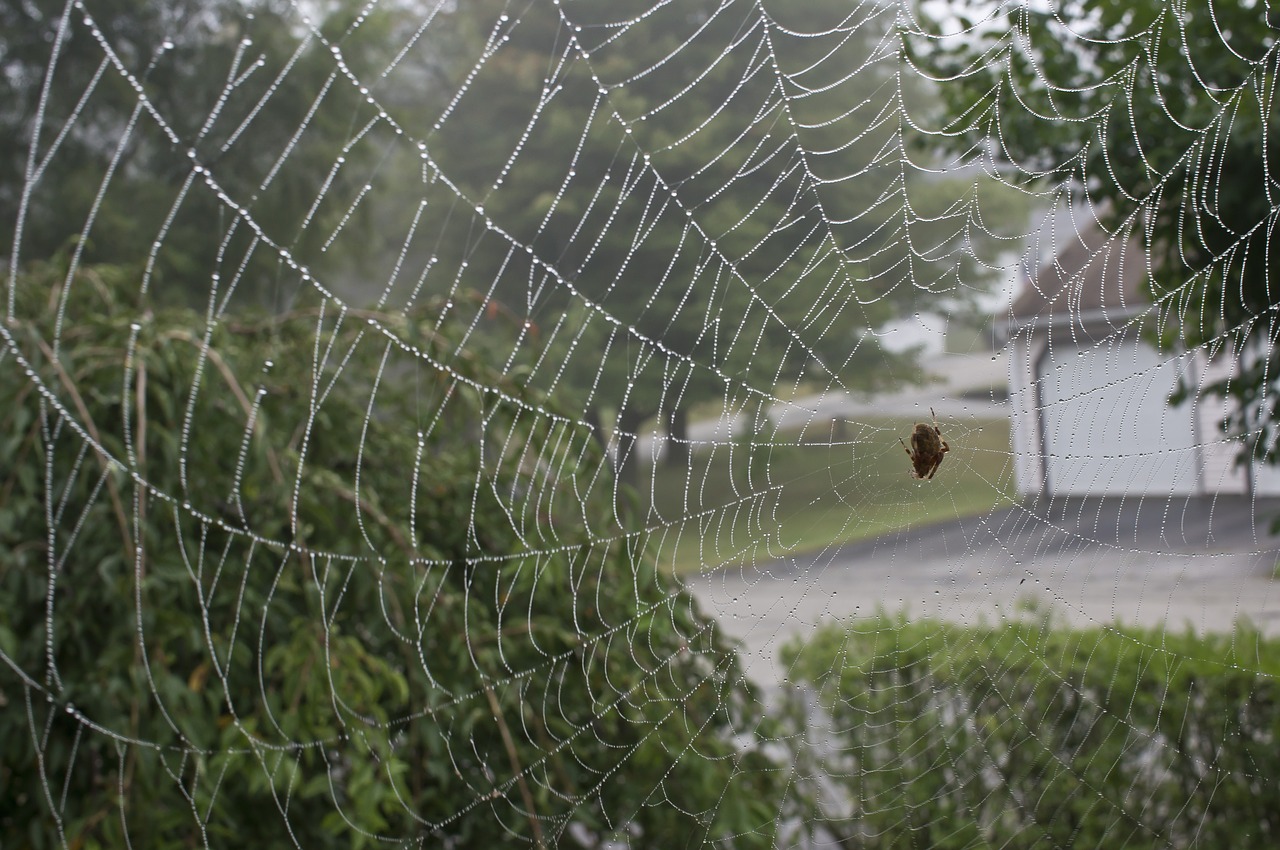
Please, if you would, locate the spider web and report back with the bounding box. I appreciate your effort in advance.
[4,0,1280,847]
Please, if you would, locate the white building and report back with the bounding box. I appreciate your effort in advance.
[998,226,1272,497]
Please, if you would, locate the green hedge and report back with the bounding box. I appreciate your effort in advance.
[782,611,1280,849]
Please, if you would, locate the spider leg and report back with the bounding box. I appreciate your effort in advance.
[926,456,942,480]
[899,438,912,456]
[940,440,950,454]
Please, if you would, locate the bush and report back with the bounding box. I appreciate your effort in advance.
[0,261,781,848]
[782,610,1280,848]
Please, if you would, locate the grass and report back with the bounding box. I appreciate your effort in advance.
[642,415,1016,574]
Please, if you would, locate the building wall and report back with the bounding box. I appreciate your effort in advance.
[1041,335,1199,495]
[1187,346,1250,495]
[1007,333,1046,496]
[1007,327,1257,497]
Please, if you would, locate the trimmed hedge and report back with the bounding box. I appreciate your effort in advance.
[782,611,1280,849]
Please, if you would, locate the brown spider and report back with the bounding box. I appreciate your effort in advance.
[899,408,950,480]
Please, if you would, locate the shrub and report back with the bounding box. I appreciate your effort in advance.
[0,261,781,848]
[782,610,1280,848]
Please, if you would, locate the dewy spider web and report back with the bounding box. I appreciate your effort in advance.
[4,0,1280,847]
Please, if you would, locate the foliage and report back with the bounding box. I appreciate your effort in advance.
[908,0,1280,462]
[418,0,1029,467]
[782,610,1280,849]
[1,0,404,307]
[0,260,785,848]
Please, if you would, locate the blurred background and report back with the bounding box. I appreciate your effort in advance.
[6,0,1280,847]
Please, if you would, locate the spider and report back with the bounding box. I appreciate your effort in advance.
[899,408,949,480]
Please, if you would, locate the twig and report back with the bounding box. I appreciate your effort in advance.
[31,335,133,555]
[162,329,285,486]
[483,684,545,850]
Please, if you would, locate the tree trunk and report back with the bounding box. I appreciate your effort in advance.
[665,406,689,468]
[614,406,645,493]
[584,406,607,454]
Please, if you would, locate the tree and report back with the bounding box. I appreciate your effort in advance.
[0,260,786,848]
[2,0,404,308]
[909,0,1280,463]
[420,0,1028,489]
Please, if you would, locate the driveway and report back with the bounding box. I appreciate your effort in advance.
[685,495,1280,684]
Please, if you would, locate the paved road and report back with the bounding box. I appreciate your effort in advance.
[686,495,1280,685]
